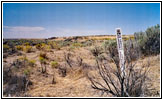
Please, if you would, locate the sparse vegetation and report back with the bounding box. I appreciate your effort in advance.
[24,68,31,76]
[16,45,24,51]
[23,42,30,46]
[39,56,47,73]
[39,56,46,63]
[36,43,43,50]
[51,61,59,69]
[23,45,32,53]
[58,40,72,47]
[28,60,36,67]
[3,44,10,52]
[48,41,61,50]
[82,40,94,47]
[35,43,50,51]
[18,55,28,67]
[3,25,160,97]
[89,40,150,97]
[72,42,83,48]
[39,52,47,59]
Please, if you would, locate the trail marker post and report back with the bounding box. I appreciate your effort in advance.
[116,28,125,77]
[116,28,125,96]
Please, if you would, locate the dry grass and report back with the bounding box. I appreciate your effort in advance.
[3,35,160,97]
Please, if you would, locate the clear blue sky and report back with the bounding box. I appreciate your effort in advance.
[3,3,160,38]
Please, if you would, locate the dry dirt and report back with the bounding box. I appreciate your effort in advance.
[3,36,160,97]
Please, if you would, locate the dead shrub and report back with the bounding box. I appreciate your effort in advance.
[58,67,67,77]
[3,73,32,97]
[64,52,92,78]
[64,52,73,68]
[39,56,47,73]
[52,75,56,84]
[89,40,150,97]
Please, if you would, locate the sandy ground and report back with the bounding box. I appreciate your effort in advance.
[3,36,160,97]
[3,47,160,97]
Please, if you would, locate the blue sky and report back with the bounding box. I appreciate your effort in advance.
[3,3,160,38]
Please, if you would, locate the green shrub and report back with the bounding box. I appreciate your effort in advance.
[69,46,75,51]
[58,40,71,47]
[134,24,160,55]
[39,56,47,73]
[124,39,141,61]
[36,43,46,50]
[45,45,52,52]
[102,40,117,52]
[23,42,30,46]
[82,40,93,47]
[23,45,32,53]
[145,24,160,55]
[48,42,61,50]
[129,36,135,40]
[40,43,46,48]
[28,60,36,67]
[3,44,10,52]
[24,68,30,76]
[39,56,46,64]
[72,43,83,47]
[122,37,129,41]
[35,43,42,50]
[51,61,59,69]
[103,38,140,62]
[102,40,119,62]
[90,46,104,58]
[18,55,28,61]
[17,55,29,67]
[16,45,24,51]
[105,38,112,40]
[36,43,53,51]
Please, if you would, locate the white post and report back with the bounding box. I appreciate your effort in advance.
[116,28,125,77]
